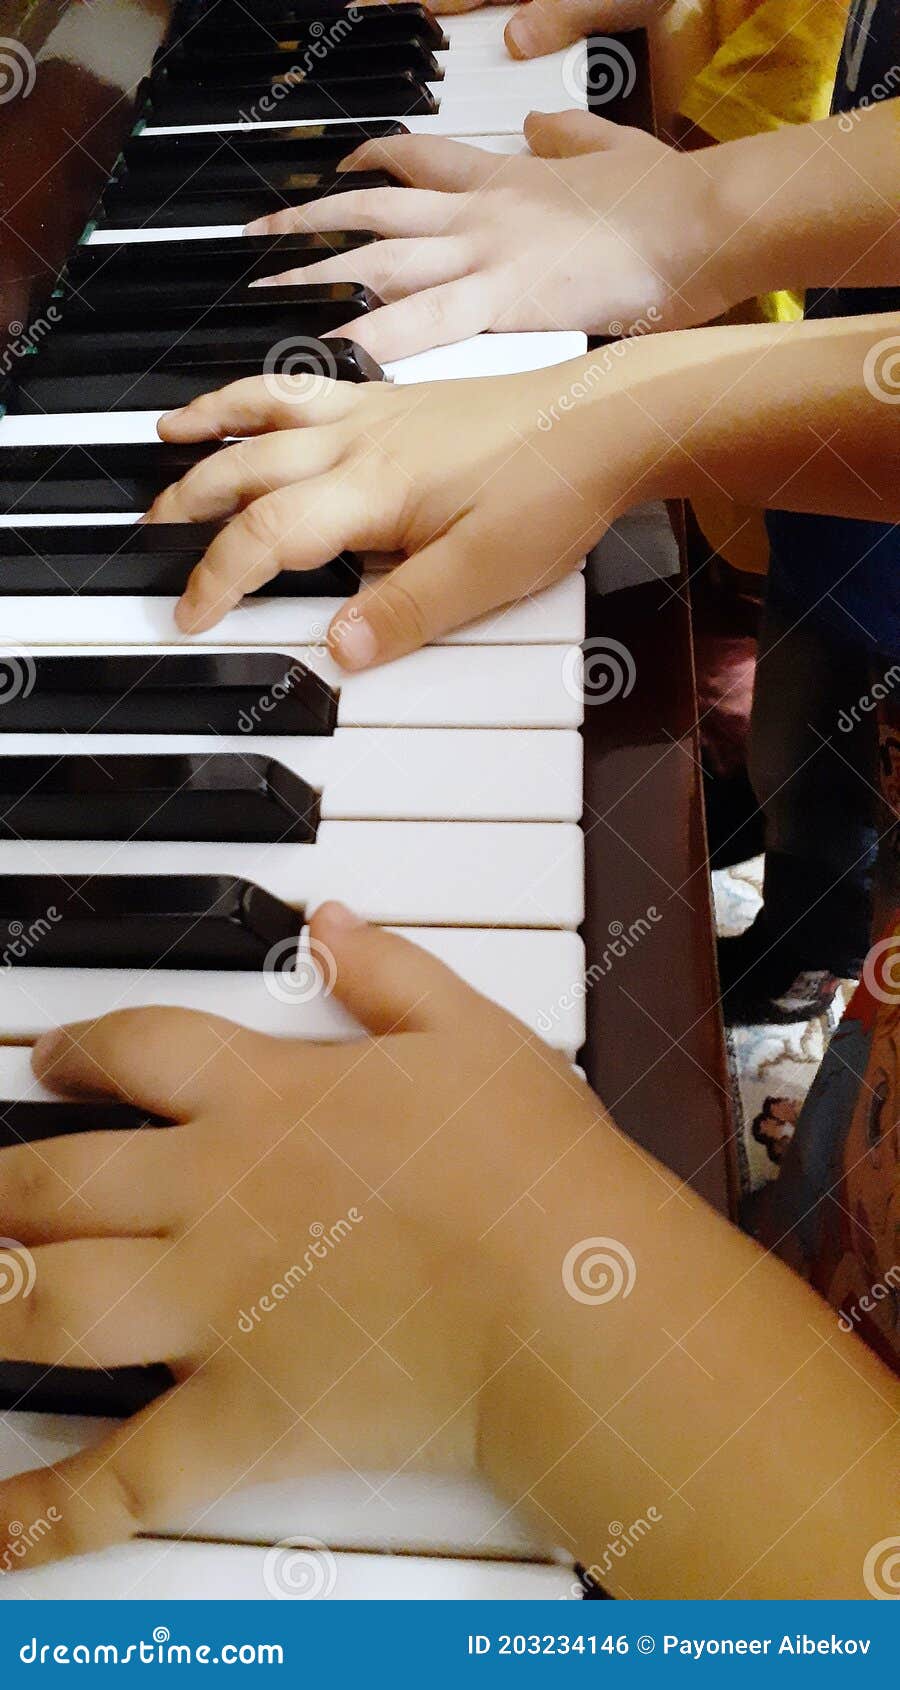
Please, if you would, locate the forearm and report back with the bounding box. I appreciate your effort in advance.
[572,312,900,525]
[480,1111,899,1598]
[705,101,900,301]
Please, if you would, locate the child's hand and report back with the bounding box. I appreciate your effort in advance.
[244,118,730,364]
[1,905,601,1569]
[151,355,659,664]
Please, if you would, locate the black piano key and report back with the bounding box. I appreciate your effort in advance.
[99,169,396,230]
[120,122,407,179]
[34,305,376,367]
[0,443,222,515]
[11,335,381,414]
[0,1097,163,1148]
[170,4,446,50]
[0,523,362,599]
[65,234,377,311]
[0,1360,170,1418]
[55,283,377,333]
[0,652,338,736]
[0,875,305,969]
[145,71,438,124]
[0,753,321,844]
[155,41,441,87]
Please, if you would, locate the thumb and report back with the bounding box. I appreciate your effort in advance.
[524,108,624,156]
[327,520,490,670]
[310,902,476,1035]
[506,0,623,58]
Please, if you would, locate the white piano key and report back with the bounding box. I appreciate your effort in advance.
[0,1537,576,1600]
[0,928,587,1053]
[0,822,584,928]
[387,331,587,383]
[0,727,584,822]
[0,1407,554,1559]
[0,575,585,647]
[0,643,583,728]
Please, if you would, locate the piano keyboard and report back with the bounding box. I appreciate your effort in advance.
[0,0,616,1597]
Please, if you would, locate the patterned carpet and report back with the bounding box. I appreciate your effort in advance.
[712,857,855,1199]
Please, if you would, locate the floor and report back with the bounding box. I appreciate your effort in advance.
[712,856,855,1199]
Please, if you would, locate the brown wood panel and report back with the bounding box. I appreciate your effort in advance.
[581,552,736,1217]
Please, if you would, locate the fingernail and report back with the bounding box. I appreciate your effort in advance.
[315,900,366,932]
[32,1029,63,1075]
[506,17,534,57]
[333,616,378,670]
[175,593,204,632]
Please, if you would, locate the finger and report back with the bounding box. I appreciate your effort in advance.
[507,0,648,58]
[328,275,489,365]
[338,135,496,191]
[0,1363,290,1565]
[525,108,624,157]
[260,236,468,303]
[148,429,344,527]
[246,186,454,239]
[0,1238,200,1367]
[0,1129,180,1243]
[31,1006,270,1119]
[311,901,478,1034]
[328,516,491,670]
[174,473,386,632]
[158,377,358,442]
